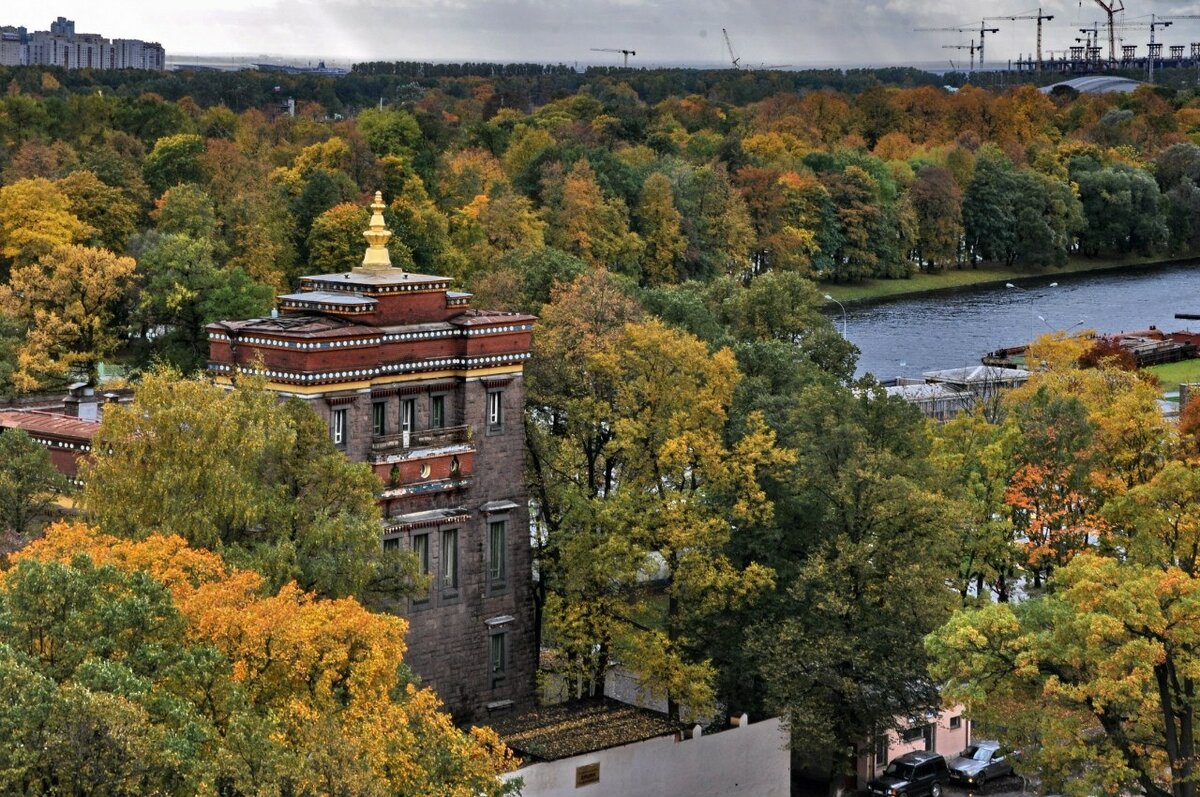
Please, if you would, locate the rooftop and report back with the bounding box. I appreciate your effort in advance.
[1041,76,1144,95]
[923,365,1030,384]
[487,698,682,763]
[0,410,99,440]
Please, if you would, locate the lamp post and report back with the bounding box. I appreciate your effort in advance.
[1006,282,1058,345]
[1038,315,1086,334]
[824,294,848,337]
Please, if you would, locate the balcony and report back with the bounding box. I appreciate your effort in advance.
[370,424,472,455]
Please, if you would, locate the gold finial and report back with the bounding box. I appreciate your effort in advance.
[356,190,395,272]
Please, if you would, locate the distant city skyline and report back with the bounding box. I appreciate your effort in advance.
[8,0,1200,68]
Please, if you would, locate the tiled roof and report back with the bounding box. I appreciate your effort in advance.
[0,410,99,441]
[487,698,682,762]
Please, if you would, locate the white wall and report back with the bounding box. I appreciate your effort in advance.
[503,716,789,797]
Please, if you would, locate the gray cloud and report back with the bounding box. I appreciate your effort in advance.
[7,0,1200,66]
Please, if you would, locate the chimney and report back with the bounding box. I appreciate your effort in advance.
[63,382,98,420]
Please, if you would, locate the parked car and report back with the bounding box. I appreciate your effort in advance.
[948,741,1016,787]
[869,751,950,797]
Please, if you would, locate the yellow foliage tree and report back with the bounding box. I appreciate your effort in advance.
[0,177,94,270]
[13,521,519,796]
[0,243,135,390]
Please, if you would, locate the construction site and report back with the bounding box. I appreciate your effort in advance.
[919,2,1200,82]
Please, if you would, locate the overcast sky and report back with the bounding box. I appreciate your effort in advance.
[8,0,1200,68]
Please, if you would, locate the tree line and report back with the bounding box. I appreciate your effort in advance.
[0,64,1199,795]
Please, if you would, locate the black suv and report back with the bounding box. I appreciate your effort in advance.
[868,751,950,797]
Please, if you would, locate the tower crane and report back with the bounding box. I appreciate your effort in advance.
[985,8,1054,70]
[722,28,741,69]
[1114,15,1178,82]
[590,47,636,67]
[942,41,978,71]
[914,21,1000,66]
[1090,0,1125,63]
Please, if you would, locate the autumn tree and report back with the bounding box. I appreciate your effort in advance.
[634,172,686,286]
[0,177,94,272]
[542,159,642,273]
[0,244,136,390]
[909,165,963,271]
[81,369,422,605]
[0,522,518,795]
[534,316,788,721]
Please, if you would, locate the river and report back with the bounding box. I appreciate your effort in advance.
[845,262,1200,380]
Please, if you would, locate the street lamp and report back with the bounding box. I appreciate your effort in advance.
[824,294,848,337]
[1006,282,1058,344]
[1038,315,1086,334]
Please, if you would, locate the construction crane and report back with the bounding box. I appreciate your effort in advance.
[1116,15,1177,82]
[985,8,1054,70]
[1090,0,1125,63]
[722,28,741,69]
[590,47,636,67]
[915,21,1000,66]
[942,41,978,71]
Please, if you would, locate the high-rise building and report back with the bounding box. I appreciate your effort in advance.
[207,194,537,720]
[0,26,28,66]
[11,17,164,71]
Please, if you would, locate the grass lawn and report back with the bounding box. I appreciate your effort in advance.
[1146,359,1200,395]
[821,254,1185,304]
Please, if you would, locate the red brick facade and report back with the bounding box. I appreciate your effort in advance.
[207,196,537,721]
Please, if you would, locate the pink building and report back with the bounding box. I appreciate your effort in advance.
[857,707,973,788]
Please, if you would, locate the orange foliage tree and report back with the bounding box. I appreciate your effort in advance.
[6,521,519,796]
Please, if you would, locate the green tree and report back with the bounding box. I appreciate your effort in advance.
[1074,164,1169,257]
[356,107,422,158]
[750,382,955,793]
[0,429,68,538]
[143,133,206,195]
[134,233,273,372]
[81,369,423,605]
[57,170,141,254]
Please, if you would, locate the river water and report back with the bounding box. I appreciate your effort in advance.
[846,262,1200,381]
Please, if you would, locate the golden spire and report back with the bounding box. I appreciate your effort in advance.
[356,191,395,272]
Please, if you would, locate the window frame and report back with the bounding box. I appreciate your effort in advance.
[489,631,507,686]
[430,394,446,429]
[372,401,387,437]
[440,528,459,592]
[487,390,503,432]
[330,408,348,448]
[401,398,417,436]
[488,519,507,584]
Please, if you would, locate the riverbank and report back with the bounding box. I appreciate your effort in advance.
[822,254,1198,304]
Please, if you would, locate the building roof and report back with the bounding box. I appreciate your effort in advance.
[277,291,378,307]
[210,315,378,339]
[488,698,683,762]
[1040,76,1144,95]
[0,410,99,441]
[923,365,1030,385]
[884,383,969,401]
